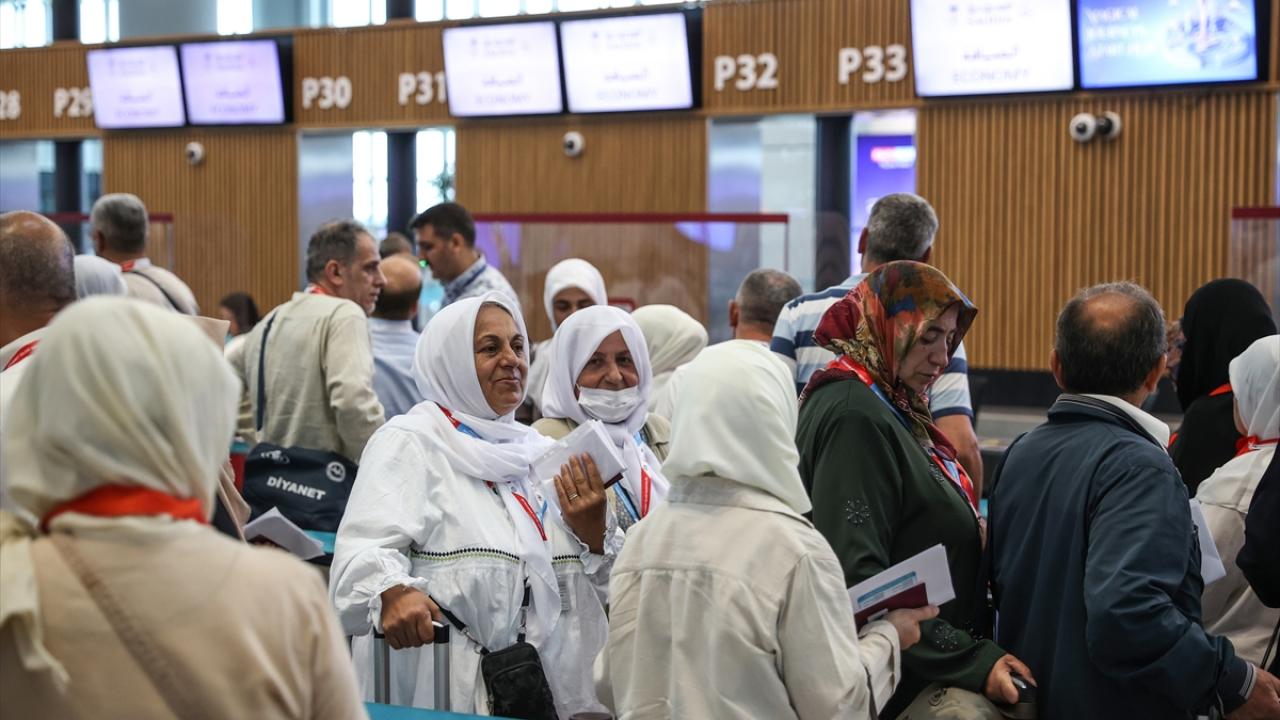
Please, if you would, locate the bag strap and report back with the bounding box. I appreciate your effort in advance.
[126,268,189,315]
[254,312,279,432]
[1263,616,1280,671]
[49,533,209,720]
[435,580,532,654]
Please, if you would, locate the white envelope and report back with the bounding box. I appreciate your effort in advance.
[243,507,325,561]
[1189,499,1227,586]
[531,419,626,491]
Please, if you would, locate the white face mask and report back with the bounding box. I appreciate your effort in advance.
[577,385,643,424]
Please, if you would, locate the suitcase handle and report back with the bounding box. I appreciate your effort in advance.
[372,622,450,710]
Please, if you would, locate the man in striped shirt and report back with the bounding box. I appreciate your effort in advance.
[771,193,984,490]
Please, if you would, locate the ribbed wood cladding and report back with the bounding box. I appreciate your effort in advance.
[483,223,710,341]
[102,129,299,314]
[292,22,451,129]
[455,114,707,212]
[702,0,915,114]
[0,44,97,139]
[918,90,1277,371]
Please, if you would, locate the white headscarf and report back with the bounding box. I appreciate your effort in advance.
[662,340,811,515]
[631,304,708,414]
[542,259,607,332]
[540,305,670,511]
[1197,335,1280,513]
[0,297,239,685]
[73,254,128,298]
[403,291,560,640]
[1230,335,1280,441]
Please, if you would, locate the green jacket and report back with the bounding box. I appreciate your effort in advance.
[797,378,1004,716]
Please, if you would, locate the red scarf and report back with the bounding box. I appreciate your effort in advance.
[1234,436,1279,458]
[41,485,207,532]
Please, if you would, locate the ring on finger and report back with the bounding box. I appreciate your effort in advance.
[567,492,580,500]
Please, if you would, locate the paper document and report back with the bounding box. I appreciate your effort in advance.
[848,544,955,626]
[1189,499,1227,586]
[244,507,325,560]
[532,419,626,491]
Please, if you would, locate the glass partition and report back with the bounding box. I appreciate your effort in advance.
[470,212,791,344]
[1229,207,1280,326]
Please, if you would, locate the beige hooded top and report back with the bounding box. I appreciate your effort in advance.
[596,340,901,719]
[0,297,366,720]
[1197,334,1280,666]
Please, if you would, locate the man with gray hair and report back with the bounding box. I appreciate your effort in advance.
[988,282,1280,719]
[771,192,984,487]
[1,211,76,415]
[231,219,386,463]
[91,192,199,315]
[730,268,802,343]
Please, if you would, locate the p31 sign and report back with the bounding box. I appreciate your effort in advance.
[838,45,908,85]
[397,72,447,107]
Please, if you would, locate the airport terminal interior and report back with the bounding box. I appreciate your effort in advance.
[0,0,1278,718]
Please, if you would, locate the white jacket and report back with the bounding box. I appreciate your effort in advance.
[330,419,617,717]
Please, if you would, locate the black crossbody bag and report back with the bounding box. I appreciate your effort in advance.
[437,582,558,720]
[241,311,358,532]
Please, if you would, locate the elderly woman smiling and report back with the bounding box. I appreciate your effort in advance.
[534,305,671,532]
[330,291,618,718]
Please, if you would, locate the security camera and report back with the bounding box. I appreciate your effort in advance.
[1097,111,1122,141]
[562,131,585,158]
[1069,113,1097,143]
[185,141,205,166]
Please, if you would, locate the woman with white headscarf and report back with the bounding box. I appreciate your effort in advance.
[527,259,608,415]
[630,304,708,419]
[330,291,618,717]
[534,305,671,533]
[596,340,932,718]
[73,254,127,298]
[1196,334,1280,666]
[0,298,363,719]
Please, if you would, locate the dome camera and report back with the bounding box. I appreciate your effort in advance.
[185,141,206,166]
[1069,113,1097,143]
[562,131,585,158]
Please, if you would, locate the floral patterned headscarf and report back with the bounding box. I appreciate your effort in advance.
[801,261,978,456]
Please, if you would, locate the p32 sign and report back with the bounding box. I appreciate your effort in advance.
[713,53,780,92]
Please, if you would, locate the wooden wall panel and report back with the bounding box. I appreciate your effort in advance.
[455,114,706,212]
[0,44,96,139]
[293,22,451,128]
[919,90,1277,371]
[702,0,915,114]
[102,129,298,314]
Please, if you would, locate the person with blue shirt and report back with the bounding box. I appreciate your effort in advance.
[369,254,425,419]
[771,192,983,488]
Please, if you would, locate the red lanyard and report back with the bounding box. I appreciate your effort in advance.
[640,467,652,518]
[829,355,978,511]
[119,260,137,272]
[306,284,333,296]
[3,340,37,371]
[1235,436,1279,458]
[1209,383,1232,398]
[41,485,207,532]
[512,492,547,541]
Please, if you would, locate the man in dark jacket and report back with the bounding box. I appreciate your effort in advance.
[989,282,1280,719]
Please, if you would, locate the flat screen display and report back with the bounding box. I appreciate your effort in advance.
[86,45,186,129]
[910,0,1075,97]
[560,13,694,113]
[443,21,563,117]
[180,39,286,125]
[1078,0,1259,88]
